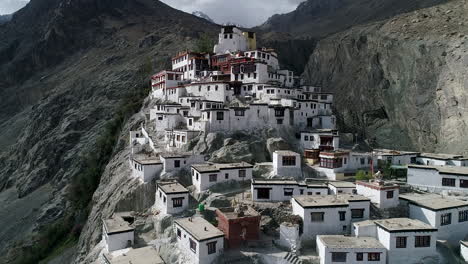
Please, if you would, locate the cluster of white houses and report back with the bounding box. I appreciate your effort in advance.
[104,26,468,264]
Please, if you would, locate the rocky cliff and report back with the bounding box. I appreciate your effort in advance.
[0,0,218,262]
[303,0,468,153]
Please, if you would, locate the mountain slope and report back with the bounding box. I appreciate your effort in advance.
[192,11,215,24]
[303,0,468,153]
[259,0,449,38]
[0,0,218,262]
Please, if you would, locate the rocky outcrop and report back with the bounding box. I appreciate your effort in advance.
[303,0,468,153]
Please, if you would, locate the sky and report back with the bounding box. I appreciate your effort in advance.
[0,0,305,26]
[0,0,28,15]
[160,0,305,27]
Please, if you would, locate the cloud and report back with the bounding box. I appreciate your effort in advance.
[161,0,305,27]
[0,0,28,15]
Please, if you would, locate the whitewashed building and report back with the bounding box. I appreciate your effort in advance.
[316,235,386,264]
[191,162,253,192]
[328,181,357,195]
[416,152,468,167]
[103,214,135,252]
[399,193,468,244]
[160,153,204,174]
[103,246,164,264]
[356,180,399,209]
[155,180,190,215]
[174,217,224,264]
[291,195,370,241]
[213,26,251,54]
[315,150,377,180]
[131,157,162,182]
[251,179,328,202]
[273,150,302,178]
[372,149,419,166]
[407,164,468,193]
[165,129,201,148]
[301,129,339,151]
[353,218,438,264]
[461,241,468,262]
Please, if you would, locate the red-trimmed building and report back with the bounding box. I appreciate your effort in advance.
[216,206,261,248]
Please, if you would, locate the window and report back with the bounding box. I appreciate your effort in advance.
[209,174,217,182]
[331,252,346,262]
[225,173,229,179]
[235,109,245,116]
[173,197,184,207]
[237,170,246,178]
[441,213,452,226]
[284,188,294,196]
[216,111,224,120]
[368,253,380,261]
[311,212,324,222]
[396,236,407,248]
[207,241,217,254]
[277,119,283,124]
[459,210,468,222]
[442,178,456,187]
[360,158,365,165]
[351,209,364,219]
[189,238,197,252]
[196,173,199,181]
[461,180,468,188]
[163,196,166,203]
[356,253,363,261]
[257,188,270,199]
[275,109,285,117]
[304,136,309,141]
[386,190,394,199]
[174,160,180,168]
[300,189,304,195]
[415,236,431,247]
[177,228,181,239]
[282,156,296,166]
[339,211,346,221]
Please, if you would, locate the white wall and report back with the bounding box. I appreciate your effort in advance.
[104,226,134,252]
[250,183,328,202]
[461,242,468,262]
[316,237,386,264]
[174,224,224,264]
[155,189,189,215]
[192,166,253,193]
[131,160,163,182]
[407,166,468,193]
[356,184,399,209]
[273,152,301,178]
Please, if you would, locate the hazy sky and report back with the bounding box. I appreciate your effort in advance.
[161,0,305,27]
[0,0,28,15]
[1,0,304,26]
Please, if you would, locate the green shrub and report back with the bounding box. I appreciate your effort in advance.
[355,170,372,181]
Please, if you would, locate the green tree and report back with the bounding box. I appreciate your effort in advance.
[195,33,215,53]
[355,170,372,181]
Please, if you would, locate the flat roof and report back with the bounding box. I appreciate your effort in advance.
[274,150,300,156]
[174,217,224,242]
[399,193,468,211]
[293,195,369,208]
[158,181,189,194]
[192,162,253,173]
[408,164,468,176]
[133,157,162,165]
[251,179,327,188]
[356,180,399,190]
[373,149,420,156]
[104,246,165,264]
[318,235,385,249]
[160,153,191,159]
[103,214,134,235]
[420,152,465,160]
[328,181,356,188]
[461,241,468,247]
[217,206,260,219]
[374,218,437,233]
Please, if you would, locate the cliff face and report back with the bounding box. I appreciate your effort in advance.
[303,0,468,153]
[0,0,218,262]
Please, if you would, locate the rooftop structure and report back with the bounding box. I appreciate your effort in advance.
[400,193,468,211]
[374,218,436,232]
[192,162,253,173]
[103,246,164,264]
[318,235,385,249]
[158,181,189,195]
[174,217,224,241]
[293,194,369,208]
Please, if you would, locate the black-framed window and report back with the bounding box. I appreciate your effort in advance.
[368,253,380,261]
[235,109,245,116]
[442,178,456,187]
[331,252,346,262]
[207,241,217,255]
[441,213,452,226]
[225,173,229,179]
[174,160,180,168]
[177,228,181,239]
[300,189,304,195]
[351,209,364,219]
[460,179,468,188]
[209,174,217,182]
[189,238,197,252]
[386,190,394,199]
[339,211,346,221]
[257,188,270,199]
[173,197,184,208]
[415,236,431,247]
[277,119,283,124]
[239,169,246,178]
[311,212,324,222]
[284,188,294,196]
[282,156,296,166]
[275,109,285,117]
[459,210,468,222]
[216,111,224,120]
[356,252,363,261]
[396,236,407,248]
